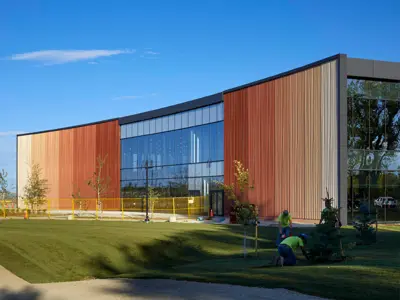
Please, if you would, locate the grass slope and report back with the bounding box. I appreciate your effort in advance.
[0,220,399,300]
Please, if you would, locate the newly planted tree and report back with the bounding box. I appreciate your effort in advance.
[72,186,89,217]
[23,163,49,213]
[0,169,9,201]
[148,187,161,218]
[308,189,354,262]
[352,204,378,245]
[217,160,257,258]
[87,155,111,219]
[0,169,9,217]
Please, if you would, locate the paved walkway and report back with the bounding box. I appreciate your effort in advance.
[0,266,327,300]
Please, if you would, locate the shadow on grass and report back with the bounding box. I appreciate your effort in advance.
[88,226,274,277]
[0,287,41,300]
[87,225,400,300]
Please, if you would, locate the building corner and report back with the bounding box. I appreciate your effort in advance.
[338,54,348,225]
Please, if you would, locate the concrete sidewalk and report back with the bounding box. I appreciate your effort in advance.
[0,265,328,300]
[0,265,30,290]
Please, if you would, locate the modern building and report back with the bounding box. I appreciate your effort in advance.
[17,54,400,224]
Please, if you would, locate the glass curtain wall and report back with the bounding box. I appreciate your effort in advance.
[120,103,224,200]
[347,79,400,221]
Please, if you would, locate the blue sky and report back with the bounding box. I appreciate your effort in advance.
[1,0,399,188]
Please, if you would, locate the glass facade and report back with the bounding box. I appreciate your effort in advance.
[121,103,224,199]
[347,78,400,221]
[121,102,224,139]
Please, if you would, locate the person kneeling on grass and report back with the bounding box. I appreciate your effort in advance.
[275,233,309,266]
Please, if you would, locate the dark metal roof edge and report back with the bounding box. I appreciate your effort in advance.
[223,54,342,94]
[347,57,400,82]
[118,92,223,125]
[347,75,400,83]
[17,117,119,137]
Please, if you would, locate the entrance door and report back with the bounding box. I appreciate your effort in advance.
[209,190,224,216]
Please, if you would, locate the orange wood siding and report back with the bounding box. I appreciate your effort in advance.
[224,61,338,220]
[17,120,121,210]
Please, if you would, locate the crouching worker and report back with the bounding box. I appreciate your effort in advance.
[275,234,309,266]
[276,210,292,246]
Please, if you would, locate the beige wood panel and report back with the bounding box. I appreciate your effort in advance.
[17,135,32,207]
[304,67,323,220]
[292,72,305,219]
[43,131,60,207]
[31,133,46,173]
[321,61,338,207]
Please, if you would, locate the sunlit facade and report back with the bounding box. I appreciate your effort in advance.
[17,54,400,223]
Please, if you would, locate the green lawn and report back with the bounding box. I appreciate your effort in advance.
[0,220,399,300]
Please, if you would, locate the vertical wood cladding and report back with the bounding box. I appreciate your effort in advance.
[224,61,338,220]
[17,120,120,209]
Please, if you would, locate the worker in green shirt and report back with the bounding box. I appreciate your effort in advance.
[275,234,309,266]
[319,199,342,227]
[276,210,292,246]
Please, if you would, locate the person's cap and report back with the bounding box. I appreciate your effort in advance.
[299,233,308,240]
[283,210,289,216]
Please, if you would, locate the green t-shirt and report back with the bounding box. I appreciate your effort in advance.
[280,236,304,251]
[277,213,292,227]
[321,208,330,219]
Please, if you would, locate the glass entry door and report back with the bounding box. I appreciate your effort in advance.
[209,190,224,216]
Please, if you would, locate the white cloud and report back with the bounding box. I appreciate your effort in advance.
[144,51,160,55]
[0,131,25,137]
[112,93,157,101]
[10,49,135,65]
[88,61,99,65]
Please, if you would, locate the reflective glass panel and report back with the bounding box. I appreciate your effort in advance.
[137,122,144,136]
[121,125,127,139]
[202,106,210,124]
[210,105,217,123]
[217,102,224,121]
[156,118,162,133]
[168,115,175,131]
[175,113,182,129]
[195,108,202,126]
[182,111,189,128]
[162,116,169,132]
[189,110,196,127]
[143,120,150,135]
[150,119,156,134]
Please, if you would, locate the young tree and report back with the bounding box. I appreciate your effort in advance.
[23,163,49,213]
[0,169,9,201]
[72,186,89,216]
[148,186,161,218]
[308,189,354,262]
[87,154,111,219]
[352,204,378,245]
[217,160,257,258]
[130,186,161,217]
